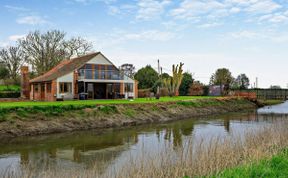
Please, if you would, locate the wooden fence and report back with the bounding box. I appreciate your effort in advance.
[233,89,288,100]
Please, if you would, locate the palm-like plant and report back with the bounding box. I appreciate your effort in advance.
[162,62,184,96]
[173,62,184,96]
[162,77,173,96]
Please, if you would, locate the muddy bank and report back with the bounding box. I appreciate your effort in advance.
[0,98,256,139]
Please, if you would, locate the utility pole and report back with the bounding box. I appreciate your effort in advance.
[256,77,258,89]
[157,59,160,76]
[157,59,160,98]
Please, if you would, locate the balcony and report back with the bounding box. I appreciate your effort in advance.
[78,69,124,80]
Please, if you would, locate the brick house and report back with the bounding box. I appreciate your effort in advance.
[22,52,138,101]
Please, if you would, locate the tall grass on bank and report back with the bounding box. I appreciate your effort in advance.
[119,122,288,178]
[1,121,288,178]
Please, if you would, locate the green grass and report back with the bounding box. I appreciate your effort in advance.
[261,99,284,106]
[0,85,20,92]
[123,108,136,117]
[214,149,288,178]
[0,96,214,108]
[0,96,218,121]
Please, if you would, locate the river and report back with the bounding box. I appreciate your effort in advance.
[0,101,287,176]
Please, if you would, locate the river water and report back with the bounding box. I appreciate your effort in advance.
[0,102,287,175]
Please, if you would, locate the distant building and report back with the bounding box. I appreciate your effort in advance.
[21,52,138,101]
[209,85,222,96]
[270,85,281,89]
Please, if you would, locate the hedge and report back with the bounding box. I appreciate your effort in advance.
[0,91,21,98]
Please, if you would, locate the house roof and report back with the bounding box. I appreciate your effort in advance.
[30,52,100,83]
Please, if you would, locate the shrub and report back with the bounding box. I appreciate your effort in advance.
[0,91,20,98]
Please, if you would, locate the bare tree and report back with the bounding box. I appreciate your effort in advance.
[0,46,27,83]
[19,30,66,75]
[120,63,136,78]
[64,37,93,59]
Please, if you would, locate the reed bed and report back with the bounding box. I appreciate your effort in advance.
[2,120,288,178]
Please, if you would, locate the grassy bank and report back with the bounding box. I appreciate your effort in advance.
[0,96,213,108]
[0,97,256,138]
[215,149,288,178]
[258,99,284,106]
[0,97,250,121]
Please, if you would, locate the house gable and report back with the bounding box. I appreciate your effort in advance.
[86,53,114,65]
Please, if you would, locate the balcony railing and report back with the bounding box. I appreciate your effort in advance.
[78,69,124,80]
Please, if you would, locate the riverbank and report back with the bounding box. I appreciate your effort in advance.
[0,97,256,138]
[257,99,285,106]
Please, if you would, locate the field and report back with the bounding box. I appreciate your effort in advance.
[0,96,214,108]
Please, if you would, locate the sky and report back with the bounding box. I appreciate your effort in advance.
[0,0,288,88]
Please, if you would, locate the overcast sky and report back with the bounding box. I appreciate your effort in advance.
[0,0,288,88]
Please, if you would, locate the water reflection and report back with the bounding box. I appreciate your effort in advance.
[0,108,287,174]
[258,101,288,114]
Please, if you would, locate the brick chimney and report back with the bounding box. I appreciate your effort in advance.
[21,66,30,99]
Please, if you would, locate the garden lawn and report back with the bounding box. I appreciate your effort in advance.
[0,96,214,108]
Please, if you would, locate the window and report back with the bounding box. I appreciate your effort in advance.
[46,83,52,93]
[85,70,93,79]
[85,64,93,79]
[94,69,99,79]
[78,69,85,79]
[34,84,39,92]
[59,82,72,93]
[100,65,106,79]
[85,64,92,69]
[125,83,134,92]
[107,65,114,79]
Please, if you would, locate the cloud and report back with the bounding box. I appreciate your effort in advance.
[69,0,116,5]
[0,34,26,47]
[197,22,222,28]
[108,4,136,16]
[243,0,281,14]
[16,16,48,25]
[258,11,288,23]
[4,5,29,12]
[89,29,176,50]
[8,34,26,41]
[136,0,171,20]
[226,30,288,43]
[170,0,228,20]
[170,0,282,21]
[122,30,175,41]
[0,41,9,48]
[229,30,261,39]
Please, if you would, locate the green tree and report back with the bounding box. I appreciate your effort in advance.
[134,65,159,89]
[235,74,250,90]
[210,68,233,95]
[179,72,194,96]
[160,73,170,79]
